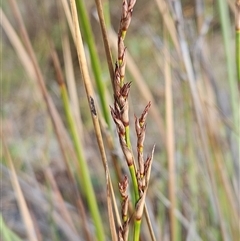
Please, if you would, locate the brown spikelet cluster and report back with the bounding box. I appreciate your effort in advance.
[111,0,137,153]
[135,102,153,192]
[118,175,129,240]
[119,0,136,38]
[110,0,155,240]
[115,0,137,94]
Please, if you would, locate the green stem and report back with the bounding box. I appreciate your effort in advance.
[125,125,131,149]
[75,0,111,128]
[134,219,141,241]
[129,164,139,203]
[125,126,139,200]
[60,84,105,241]
[125,125,142,241]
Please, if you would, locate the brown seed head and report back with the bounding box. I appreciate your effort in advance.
[119,49,127,82]
[135,190,147,220]
[120,82,131,99]
[122,0,128,19]
[139,101,151,127]
[128,0,137,10]
[138,151,144,177]
[122,221,129,241]
[144,145,155,185]
[137,170,145,192]
[114,62,121,96]
[119,175,129,198]
[136,125,146,151]
[118,227,124,241]
[118,221,129,241]
[118,37,125,63]
[119,134,133,166]
[118,98,129,127]
[110,106,125,135]
[121,196,129,222]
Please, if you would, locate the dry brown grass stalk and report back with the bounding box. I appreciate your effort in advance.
[94,0,115,87]
[164,28,176,241]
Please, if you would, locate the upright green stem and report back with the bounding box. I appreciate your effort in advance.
[75,0,111,127]
[60,83,105,241]
[125,125,139,203]
[125,125,131,149]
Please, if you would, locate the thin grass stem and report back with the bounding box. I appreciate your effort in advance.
[94,0,115,88]
[75,0,111,127]
[164,29,177,241]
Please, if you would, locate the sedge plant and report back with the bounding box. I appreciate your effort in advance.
[110,0,155,240]
[2,0,239,240]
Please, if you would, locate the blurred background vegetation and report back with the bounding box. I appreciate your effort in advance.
[1,0,239,241]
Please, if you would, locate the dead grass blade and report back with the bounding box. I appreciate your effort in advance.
[94,0,115,88]
[2,138,38,241]
[60,0,75,45]
[164,29,176,241]
[143,205,157,241]
[0,8,35,80]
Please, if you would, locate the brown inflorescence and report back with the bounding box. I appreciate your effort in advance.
[111,0,155,239]
[118,175,129,241]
